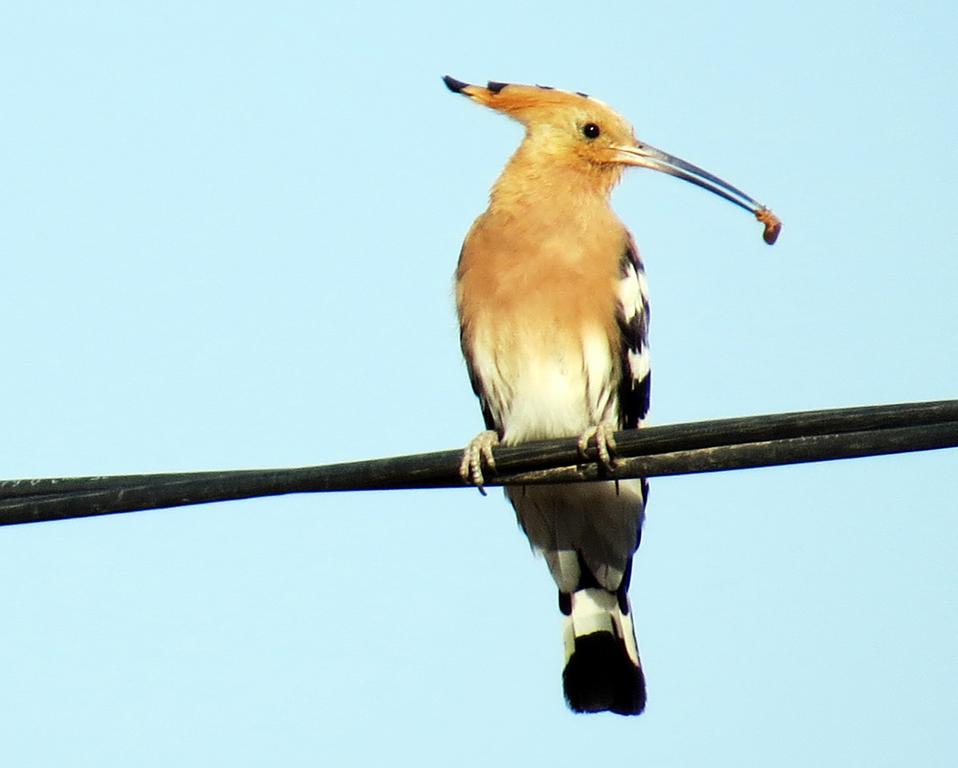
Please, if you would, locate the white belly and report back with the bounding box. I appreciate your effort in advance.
[472,322,616,444]
[503,354,591,441]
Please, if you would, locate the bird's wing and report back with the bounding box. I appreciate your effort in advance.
[616,236,651,430]
[459,324,499,433]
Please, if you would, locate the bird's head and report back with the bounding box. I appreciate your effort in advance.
[443,76,780,244]
[443,76,639,188]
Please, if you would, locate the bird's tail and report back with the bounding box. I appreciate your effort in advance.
[561,587,646,715]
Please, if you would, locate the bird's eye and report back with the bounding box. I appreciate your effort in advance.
[582,122,601,139]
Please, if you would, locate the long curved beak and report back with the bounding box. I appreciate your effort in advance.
[612,141,781,244]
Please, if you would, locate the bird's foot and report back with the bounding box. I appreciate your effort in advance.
[577,422,618,472]
[460,430,500,495]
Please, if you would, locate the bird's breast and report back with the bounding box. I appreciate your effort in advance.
[457,212,626,442]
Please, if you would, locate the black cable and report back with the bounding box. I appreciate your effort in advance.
[1,399,956,526]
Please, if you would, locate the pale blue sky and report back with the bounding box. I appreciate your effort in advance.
[1,2,956,766]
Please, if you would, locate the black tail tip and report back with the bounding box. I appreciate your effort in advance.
[442,75,469,94]
[563,632,646,716]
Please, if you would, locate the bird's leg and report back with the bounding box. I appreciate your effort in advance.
[577,422,618,473]
[460,430,500,495]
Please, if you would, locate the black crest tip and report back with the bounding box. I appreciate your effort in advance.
[486,80,508,94]
[442,75,470,94]
[575,91,590,99]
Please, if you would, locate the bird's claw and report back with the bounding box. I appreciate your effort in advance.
[577,422,618,472]
[460,430,500,495]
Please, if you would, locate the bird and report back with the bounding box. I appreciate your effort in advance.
[444,75,778,716]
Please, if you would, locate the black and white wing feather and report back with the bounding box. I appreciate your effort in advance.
[616,236,651,430]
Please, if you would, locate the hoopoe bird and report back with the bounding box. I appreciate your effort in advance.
[445,75,778,716]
